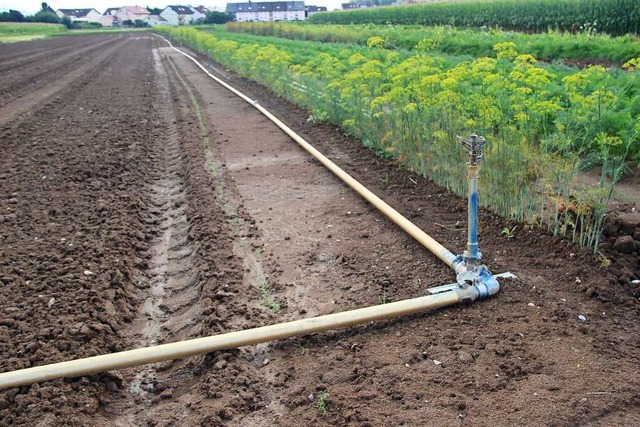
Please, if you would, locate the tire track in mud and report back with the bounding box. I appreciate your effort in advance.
[107,47,204,425]
[164,52,279,329]
[161,50,284,426]
[94,43,279,426]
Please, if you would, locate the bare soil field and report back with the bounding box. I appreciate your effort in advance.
[0,34,638,426]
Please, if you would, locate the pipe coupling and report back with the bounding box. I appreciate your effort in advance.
[455,264,499,301]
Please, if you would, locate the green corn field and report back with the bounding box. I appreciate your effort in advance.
[309,0,640,37]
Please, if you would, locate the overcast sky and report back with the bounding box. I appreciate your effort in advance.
[0,0,344,15]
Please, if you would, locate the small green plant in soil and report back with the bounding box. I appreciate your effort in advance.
[316,390,329,414]
[501,226,516,239]
[252,252,281,313]
[379,293,389,304]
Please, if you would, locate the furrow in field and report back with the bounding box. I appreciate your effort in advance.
[105,45,206,426]
[0,35,121,107]
[0,36,104,75]
[0,34,163,425]
[0,36,130,127]
[0,44,50,65]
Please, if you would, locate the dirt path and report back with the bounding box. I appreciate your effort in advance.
[0,34,638,426]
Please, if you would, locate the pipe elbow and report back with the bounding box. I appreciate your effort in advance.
[475,265,499,299]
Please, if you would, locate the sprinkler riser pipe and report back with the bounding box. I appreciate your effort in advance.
[466,165,480,265]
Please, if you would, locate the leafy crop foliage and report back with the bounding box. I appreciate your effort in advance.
[226,22,640,64]
[309,0,640,37]
[158,27,640,252]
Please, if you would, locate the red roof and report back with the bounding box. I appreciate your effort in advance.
[120,5,150,15]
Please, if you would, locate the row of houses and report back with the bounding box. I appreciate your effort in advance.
[56,5,211,27]
[227,2,304,22]
[57,2,331,26]
[227,2,327,21]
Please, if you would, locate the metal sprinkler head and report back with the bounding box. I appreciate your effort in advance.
[457,133,486,166]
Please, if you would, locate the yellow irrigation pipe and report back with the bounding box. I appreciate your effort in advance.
[0,291,464,390]
[0,37,503,390]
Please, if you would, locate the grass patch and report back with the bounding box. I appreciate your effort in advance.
[0,22,67,43]
[0,34,47,43]
[0,24,149,43]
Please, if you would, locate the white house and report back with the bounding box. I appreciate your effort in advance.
[99,7,120,27]
[98,15,116,26]
[144,14,168,26]
[56,8,102,23]
[160,5,197,26]
[227,1,306,22]
[305,5,326,17]
[192,6,209,22]
[115,5,150,23]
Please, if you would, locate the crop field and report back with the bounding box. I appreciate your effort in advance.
[0,29,638,427]
[223,21,640,64]
[309,0,640,36]
[164,25,640,251]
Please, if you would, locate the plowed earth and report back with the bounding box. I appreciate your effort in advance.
[0,34,638,426]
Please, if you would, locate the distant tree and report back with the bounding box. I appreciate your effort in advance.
[0,9,25,22]
[204,11,234,24]
[41,2,55,13]
[122,19,134,27]
[27,10,60,23]
[146,6,162,15]
[133,19,148,27]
